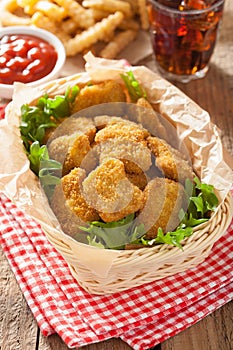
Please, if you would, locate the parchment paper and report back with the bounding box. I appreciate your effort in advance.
[0,53,232,277]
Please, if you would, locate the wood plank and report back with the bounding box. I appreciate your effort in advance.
[79,337,132,350]
[39,332,69,350]
[161,301,233,350]
[38,334,134,350]
[0,245,38,350]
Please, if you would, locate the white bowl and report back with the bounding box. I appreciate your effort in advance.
[0,26,66,100]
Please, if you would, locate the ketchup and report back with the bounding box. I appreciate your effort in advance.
[0,34,58,85]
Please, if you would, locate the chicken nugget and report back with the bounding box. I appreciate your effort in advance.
[95,120,149,144]
[49,116,96,143]
[50,183,87,240]
[82,158,145,222]
[100,184,144,223]
[71,81,126,114]
[48,133,77,164]
[147,136,194,183]
[98,138,152,173]
[63,133,97,175]
[48,133,96,175]
[94,115,128,129]
[139,177,185,239]
[62,167,100,222]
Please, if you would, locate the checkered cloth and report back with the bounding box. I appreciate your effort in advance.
[0,191,232,350]
[0,104,232,350]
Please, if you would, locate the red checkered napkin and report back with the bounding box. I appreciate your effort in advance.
[122,282,233,350]
[0,192,232,350]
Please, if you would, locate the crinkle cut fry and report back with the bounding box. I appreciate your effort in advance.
[119,18,140,31]
[31,1,67,21]
[64,11,124,56]
[31,11,70,42]
[123,0,139,15]
[0,0,31,26]
[53,0,95,28]
[82,0,132,17]
[137,0,150,30]
[100,29,137,59]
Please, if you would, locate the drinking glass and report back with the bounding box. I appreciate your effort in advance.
[147,0,225,83]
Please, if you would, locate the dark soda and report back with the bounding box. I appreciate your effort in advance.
[148,0,224,80]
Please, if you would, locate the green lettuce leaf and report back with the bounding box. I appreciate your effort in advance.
[79,176,219,250]
[20,86,79,154]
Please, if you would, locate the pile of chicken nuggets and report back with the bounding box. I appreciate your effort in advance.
[0,0,149,58]
[47,80,194,245]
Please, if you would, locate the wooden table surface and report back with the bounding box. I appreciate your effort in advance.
[0,1,232,349]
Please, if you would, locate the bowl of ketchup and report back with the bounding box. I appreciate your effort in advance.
[0,26,66,99]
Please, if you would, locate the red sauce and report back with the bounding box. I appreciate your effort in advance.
[0,34,58,85]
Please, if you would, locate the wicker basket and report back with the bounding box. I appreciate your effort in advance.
[42,192,233,294]
[4,60,233,295]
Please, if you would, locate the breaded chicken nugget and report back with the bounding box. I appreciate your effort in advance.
[82,158,145,222]
[147,136,194,183]
[63,133,97,175]
[62,167,100,222]
[71,81,127,114]
[94,115,129,130]
[98,138,152,173]
[50,183,86,239]
[48,133,96,176]
[49,116,96,143]
[48,133,77,164]
[95,119,149,144]
[139,177,185,239]
[95,119,150,174]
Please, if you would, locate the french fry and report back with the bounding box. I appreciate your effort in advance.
[90,8,111,21]
[137,0,149,30]
[60,18,80,36]
[100,29,137,59]
[122,0,139,15]
[0,11,31,26]
[6,0,21,12]
[54,0,95,29]
[33,1,67,21]
[64,11,124,56]
[31,11,70,42]
[16,0,38,15]
[0,0,31,26]
[0,0,150,59]
[82,0,132,18]
[31,10,58,32]
[17,0,38,6]
[119,18,140,31]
